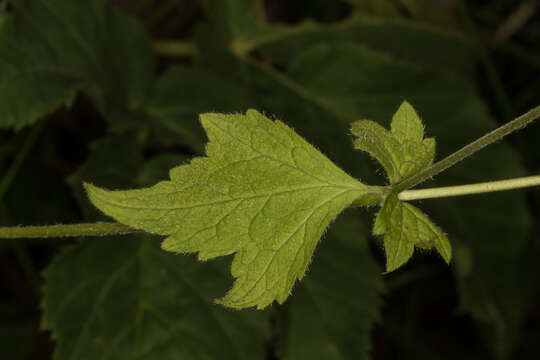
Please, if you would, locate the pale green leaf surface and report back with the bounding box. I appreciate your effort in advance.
[351,101,435,184]
[375,194,451,272]
[390,100,424,142]
[278,212,382,360]
[85,110,379,309]
[42,235,269,360]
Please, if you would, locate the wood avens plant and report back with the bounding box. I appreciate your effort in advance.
[2,101,540,309]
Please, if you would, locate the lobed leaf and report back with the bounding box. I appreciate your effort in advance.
[85,109,382,309]
[351,100,435,184]
[350,120,401,183]
[374,194,452,272]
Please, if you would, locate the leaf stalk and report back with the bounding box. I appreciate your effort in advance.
[394,104,540,192]
[398,174,540,201]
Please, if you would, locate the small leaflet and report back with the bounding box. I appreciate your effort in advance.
[374,194,452,272]
[351,101,435,184]
[353,101,451,271]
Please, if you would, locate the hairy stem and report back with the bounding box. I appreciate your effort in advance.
[0,223,139,239]
[398,175,540,201]
[394,104,540,192]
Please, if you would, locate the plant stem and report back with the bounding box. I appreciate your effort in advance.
[394,104,540,192]
[398,174,540,201]
[0,222,139,239]
[153,40,198,58]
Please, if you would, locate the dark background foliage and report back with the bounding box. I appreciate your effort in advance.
[1,0,539,359]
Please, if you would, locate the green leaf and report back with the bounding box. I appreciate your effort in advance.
[0,8,81,129]
[351,101,435,184]
[374,194,451,272]
[85,109,381,309]
[278,212,382,359]
[42,235,269,360]
[0,0,154,129]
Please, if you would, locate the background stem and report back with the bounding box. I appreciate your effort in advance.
[153,40,198,58]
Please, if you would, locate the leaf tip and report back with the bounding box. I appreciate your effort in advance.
[82,181,101,194]
[399,99,413,109]
[438,245,452,265]
[82,181,95,193]
[383,257,408,274]
[245,108,262,117]
[383,258,407,274]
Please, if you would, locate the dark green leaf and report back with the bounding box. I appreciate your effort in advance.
[0,0,155,129]
[67,135,142,221]
[145,66,256,151]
